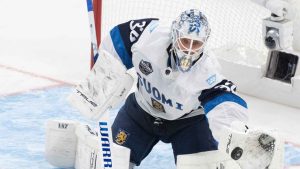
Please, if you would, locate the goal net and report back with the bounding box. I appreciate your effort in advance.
[91,0,273,66]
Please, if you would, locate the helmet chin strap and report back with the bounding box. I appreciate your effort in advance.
[170,47,179,71]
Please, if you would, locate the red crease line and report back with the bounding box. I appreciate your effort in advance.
[0,64,75,86]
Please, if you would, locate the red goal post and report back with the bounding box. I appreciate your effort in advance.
[90,0,102,69]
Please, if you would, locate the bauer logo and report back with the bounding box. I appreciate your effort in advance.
[99,122,112,168]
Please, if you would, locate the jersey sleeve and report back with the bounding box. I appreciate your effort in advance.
[199,79,248,114]
[99,18,158,69]
[199,79,249,140]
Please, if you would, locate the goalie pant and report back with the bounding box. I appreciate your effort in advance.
[111,92,218,166]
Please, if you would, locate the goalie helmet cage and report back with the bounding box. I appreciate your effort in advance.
[90,0,273,69]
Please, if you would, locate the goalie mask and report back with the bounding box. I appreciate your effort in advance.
[171,9,211,72]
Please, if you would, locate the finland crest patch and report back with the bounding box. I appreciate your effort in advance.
[151,98,165,113]
[139,60,153,75]
[206,74,216,85]
[115,129,129,145]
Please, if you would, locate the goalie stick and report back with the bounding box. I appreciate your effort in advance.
[86,0,114,168]
[86,0,99,65]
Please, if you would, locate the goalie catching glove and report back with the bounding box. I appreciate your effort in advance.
[218,122,284,169]
[177,122,284,169]
[68,50,134,120]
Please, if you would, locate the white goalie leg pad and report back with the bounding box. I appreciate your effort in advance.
[75,124,100,169]
[219,127,284,169]
[46,120,131,169]
[45,120,79,168]
[75,123,131,169]
[68,49,134,121]
[111,144,131,169]
[177,150,241,169]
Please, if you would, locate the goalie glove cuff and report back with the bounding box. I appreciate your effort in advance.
[230,121,249,133]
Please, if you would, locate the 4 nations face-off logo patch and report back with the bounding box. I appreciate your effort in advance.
[139,60,153,75]
[115,129,130,145]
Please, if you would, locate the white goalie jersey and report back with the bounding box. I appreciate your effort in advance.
[100,18,248,122]
[61,18,284,169]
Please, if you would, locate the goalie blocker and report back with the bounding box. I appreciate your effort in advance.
[68,49,134,121]
[45,119,131,169]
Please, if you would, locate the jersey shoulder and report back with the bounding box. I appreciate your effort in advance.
[133,22,171,50]
[111,18,159,47]
[132,23,173,68]
[102,18,159,69]
[198,78,248,113]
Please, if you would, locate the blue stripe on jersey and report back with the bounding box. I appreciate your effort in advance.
[86,0,93,12]
[203,93,247,114]
[110,26,133,69]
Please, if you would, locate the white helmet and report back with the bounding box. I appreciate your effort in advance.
[171,9,211,72]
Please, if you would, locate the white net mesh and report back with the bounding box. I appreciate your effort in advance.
[100,0,271,53]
